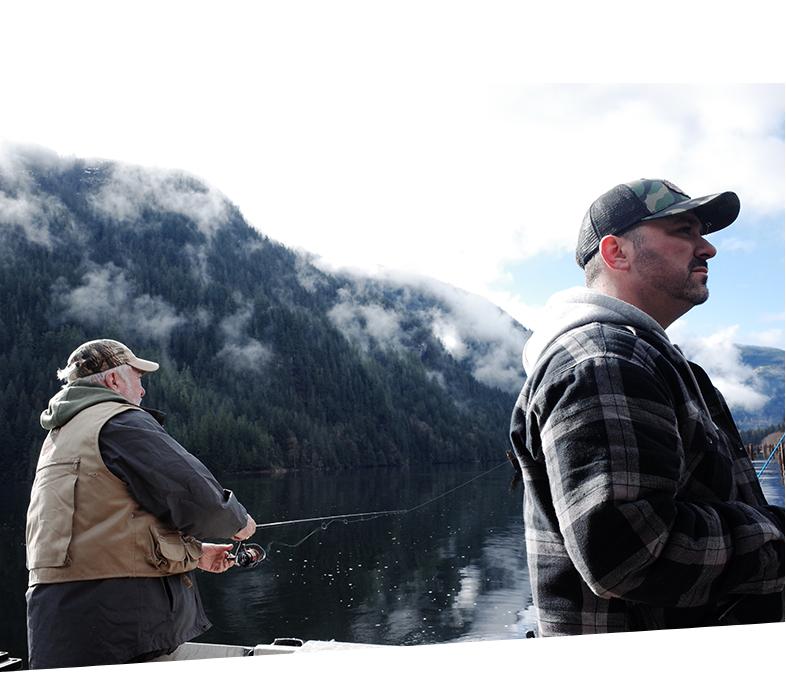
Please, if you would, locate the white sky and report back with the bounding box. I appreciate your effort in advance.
[1,1,784,349]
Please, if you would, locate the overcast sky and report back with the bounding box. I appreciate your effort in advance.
[1,1,784,350]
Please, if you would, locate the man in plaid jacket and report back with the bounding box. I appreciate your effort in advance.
[510,179,784,636]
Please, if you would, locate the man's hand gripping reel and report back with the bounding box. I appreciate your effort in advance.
[228,541,266,569]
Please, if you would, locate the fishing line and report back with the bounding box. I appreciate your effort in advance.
[255,461,509,556]
[265,513,404,550]
[403,461,511,514]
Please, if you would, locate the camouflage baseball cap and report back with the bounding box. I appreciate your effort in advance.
[576,178,740,268]
[59,339,159,382]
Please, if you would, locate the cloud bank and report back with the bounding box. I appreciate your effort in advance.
[669,323,769,411]
[54,264,186,342]
[328,289,407,354]
[325,267,529,392]
[218,305,273,373]
[88,164,230,237]
[0,144,73,247]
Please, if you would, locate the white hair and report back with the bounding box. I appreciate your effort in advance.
[55,361,80,383]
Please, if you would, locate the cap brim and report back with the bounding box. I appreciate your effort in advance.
[128,356,159,373]
[640,191,740,233]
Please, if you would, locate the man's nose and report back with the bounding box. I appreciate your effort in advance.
[697,236,717,260]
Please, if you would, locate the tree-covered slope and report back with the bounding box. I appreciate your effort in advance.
[0,147,528,480]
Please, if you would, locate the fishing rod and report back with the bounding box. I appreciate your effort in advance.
[231,461,510,567]
[254,509,408,530]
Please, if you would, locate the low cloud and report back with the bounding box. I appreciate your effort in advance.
[328,291,406,353]
[425,369,447,389]
[55,264,186,342]
[1,144,232,246]
[88,164,230,237]
[0,191,59,247]
[218,341,272,372]
[669,324,769,411]
[131,294,187,341]
[747,328,785,349]
[218,305,273,373]
[471,345,525,392]
[393,271,528,391]
[746,312,786,349]
[431,318,468,360]
[0,144,73,248]
[326,268,528,392]
[294,253,330,293]
[183,242,211,285]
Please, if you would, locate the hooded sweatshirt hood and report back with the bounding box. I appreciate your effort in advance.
[523,287,673,377]
[41,382,135,431]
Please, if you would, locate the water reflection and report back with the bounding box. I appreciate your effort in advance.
[754,459,784,507]
[196,464,535,647]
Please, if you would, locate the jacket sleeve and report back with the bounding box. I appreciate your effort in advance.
[533,353,784,608]
[99,409,249,540]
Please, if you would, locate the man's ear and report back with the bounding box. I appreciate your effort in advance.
[104,370,119,392]
[598,234,631,271]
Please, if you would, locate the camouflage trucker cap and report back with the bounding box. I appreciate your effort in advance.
[59,339,159,382]
[576,179,740,268]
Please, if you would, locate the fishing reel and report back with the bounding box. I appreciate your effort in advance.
[229,541,266,569]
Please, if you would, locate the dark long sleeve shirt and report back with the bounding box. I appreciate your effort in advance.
[100,408,247,539]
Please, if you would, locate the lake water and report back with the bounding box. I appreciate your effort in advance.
[2,459,783,665]
[194,463,535,649]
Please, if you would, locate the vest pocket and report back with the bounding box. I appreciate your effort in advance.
[26,458,80,569]
[148,525,202,575]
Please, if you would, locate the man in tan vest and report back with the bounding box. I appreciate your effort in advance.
[26,339,257,668]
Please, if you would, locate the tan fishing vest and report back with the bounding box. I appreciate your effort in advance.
[26,401,202,586]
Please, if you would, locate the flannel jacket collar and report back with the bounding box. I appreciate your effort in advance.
[523,287,672,376]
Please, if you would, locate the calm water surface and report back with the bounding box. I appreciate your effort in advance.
[2,460,783,664]
[0,463,534,664]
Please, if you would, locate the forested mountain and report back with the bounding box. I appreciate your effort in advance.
[1,146,782,482]
[0,146,528,480]
[735,345,785,430]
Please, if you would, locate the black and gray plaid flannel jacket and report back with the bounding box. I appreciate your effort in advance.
[511,320,784,636]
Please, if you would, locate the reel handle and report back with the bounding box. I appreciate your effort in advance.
[229,541,266,569]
